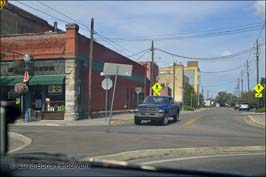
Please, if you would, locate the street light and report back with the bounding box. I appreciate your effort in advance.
[23,54,31,122]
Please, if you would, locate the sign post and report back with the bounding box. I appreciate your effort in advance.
[101,75,113,119]
[135,87,143,105]
[102,63,132,133]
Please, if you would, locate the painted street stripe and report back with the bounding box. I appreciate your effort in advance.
[183,115,205,126]
[246,115,265,127]
[140,152,265,165]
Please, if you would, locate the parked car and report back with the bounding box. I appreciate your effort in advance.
[239,102,250,111]
[134,96,180,125]
[234,104,240,110]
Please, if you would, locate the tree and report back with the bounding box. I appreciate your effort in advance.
[184,83,197,108]
[215,91,233,107]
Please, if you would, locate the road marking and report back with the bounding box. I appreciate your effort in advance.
[246,115,265,127]
[8,132,32,153]
[111,118,133,125]
[183,115,205,126]
[140,152,265,165]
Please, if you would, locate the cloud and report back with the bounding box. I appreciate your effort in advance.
[221,51,232,56]
[254,1,265,18]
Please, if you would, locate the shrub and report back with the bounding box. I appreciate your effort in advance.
[182,105,195,111]
[255,107,266,113]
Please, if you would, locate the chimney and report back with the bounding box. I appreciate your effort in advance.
[54,22,58,32]
[65,23,79,58]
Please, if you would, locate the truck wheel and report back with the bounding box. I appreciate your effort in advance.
[161,114,168,126]
[173,112,179,122]
[134,117,141,125]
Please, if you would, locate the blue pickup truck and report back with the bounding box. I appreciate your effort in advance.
[134,96,180,125]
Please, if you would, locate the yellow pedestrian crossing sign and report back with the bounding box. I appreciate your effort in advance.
[0,0,7,9]
[255,92,262,98]
[152,82,162,94]
[254,83,264,93]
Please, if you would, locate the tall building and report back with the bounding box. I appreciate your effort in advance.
[158,64,187,103]
[184,61,200,95]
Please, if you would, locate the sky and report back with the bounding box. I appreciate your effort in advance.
[10,0,266,98]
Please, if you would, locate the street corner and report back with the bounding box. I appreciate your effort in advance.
[245,115,266,128]
[8,132,32,154]
[81,146,266,163]
[13,119,64,127]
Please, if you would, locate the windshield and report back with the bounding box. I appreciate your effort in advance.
[143,97,169,104]
[1,1,265,176]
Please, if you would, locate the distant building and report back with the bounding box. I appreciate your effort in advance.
[158,64,186,103]
[138,61,159,97]
[184,61,200,95]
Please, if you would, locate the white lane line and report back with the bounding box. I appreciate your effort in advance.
[140,153,265,165]
[8,132,32,153]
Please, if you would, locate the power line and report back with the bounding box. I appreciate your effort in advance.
[155,42,265,61]
[36,0,90,31]
[128,49,150,58]
[95,23,264,42]
[14,0,91,32]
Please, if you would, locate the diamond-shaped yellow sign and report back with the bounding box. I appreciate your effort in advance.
[255,92,262,98]
[153,92,160,96]
[152,82,162,93]
[0,0,7,9]
[254,83,264,93]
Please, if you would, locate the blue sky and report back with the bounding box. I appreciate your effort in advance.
[10,0,265,98]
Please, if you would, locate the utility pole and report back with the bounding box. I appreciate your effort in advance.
[241,70,243,95]
[173,62,176,101]
[237,78,240,97]
[247,60,250,92]
[256,39,260,109]
[88,18,94,118]
[256,40,259,84]
[150,40,154,96]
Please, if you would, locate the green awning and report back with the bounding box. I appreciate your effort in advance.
[0,76,24,86]
[29,75,65,85]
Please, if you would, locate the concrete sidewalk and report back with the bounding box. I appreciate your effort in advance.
[243,112,265,127]
[13,109,208,127]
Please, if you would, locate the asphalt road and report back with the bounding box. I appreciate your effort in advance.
[9,107,265,175]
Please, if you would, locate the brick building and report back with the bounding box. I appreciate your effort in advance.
[184,61,200,94]
[1,23,147,120]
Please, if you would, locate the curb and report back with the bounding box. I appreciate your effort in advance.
[246,115,265,127]
[8,132,32,153]
[81,146,266,162]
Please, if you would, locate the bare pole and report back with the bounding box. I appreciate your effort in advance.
[256,39,260,109]
[241,70,243,95]
[150,40,154,96]
[247,60,250,92]
[173,62,176,100]
[88,18,94,118]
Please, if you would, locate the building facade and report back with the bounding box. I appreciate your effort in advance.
[0,3,58,35]
[158,64,185,103]
[184,61,200,95]
[1,23,147,120]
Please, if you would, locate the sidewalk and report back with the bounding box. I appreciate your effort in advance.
[243,112,265,127]
[13,108,209,127]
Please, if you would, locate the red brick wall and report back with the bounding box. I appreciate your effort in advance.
[78,34,146,112]
[0,33,66,61]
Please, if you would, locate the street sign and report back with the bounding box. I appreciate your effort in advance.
[102,78,113,90]
[152,82,162,93]
[254,83,264,93]
[153,92,160,96]
[255,92,262,98]
[135,87,143,94]
[0,0,7,9]
[103,63,132,76]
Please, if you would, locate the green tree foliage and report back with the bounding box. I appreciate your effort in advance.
[215,91,233,107]
[184,83,197,108]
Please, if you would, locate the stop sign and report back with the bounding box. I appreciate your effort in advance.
[102,78,113,90]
